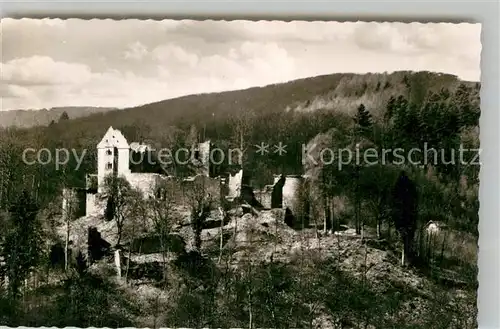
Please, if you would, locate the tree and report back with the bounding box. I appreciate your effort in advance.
[0,137,28,210]
[454,83,479,127]
[186,124,199,147]
[384,96,397,124]
[186,178,213,252]
[319,167,344,234]
[62,188,78,272]
[390,171,418,266]
[352,105,373,236]
[2,191,42,299]
[229,110,255,166]
[100,175,137,247]
[58,111,70,123]
[119,187,148,281]
[148,179,176,283]
[357,165,397,239]
[353,104,372,131]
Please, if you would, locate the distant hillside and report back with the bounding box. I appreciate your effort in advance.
[1,70,480,151]
[57,71,478,138]
[0,106,118,128]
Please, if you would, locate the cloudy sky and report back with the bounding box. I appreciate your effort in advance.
[1,19,481,111]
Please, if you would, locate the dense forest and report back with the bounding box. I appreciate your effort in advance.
[0,71,480,327]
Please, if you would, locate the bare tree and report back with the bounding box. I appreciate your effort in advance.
[61,188,77,272]
[217,205,228,264]
[358,165,395,240]
[100,174,137,247]
[185,178,213,252]
[229,110,255,166]
[122,188,149,282]
[149,179,176,283]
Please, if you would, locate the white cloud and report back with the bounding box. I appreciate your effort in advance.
[152,44,199,68]
[124,41,149,61]
[1,56,92,86]
[0,20,481,110]
[2,84,35,99]
[236,20,357,42]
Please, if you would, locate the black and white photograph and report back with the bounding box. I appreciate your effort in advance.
[0,19,481,328]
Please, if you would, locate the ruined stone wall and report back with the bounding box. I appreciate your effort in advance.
[154,174,223,207]
[85,192,106,217]
[255,185,273,209]
[97,147,110,193]
[227,169,243,200]
[282,176,303,216]
[117,147,131,177]
[179,175,222,204]
[126,173,162,199]
[62,188,87,219]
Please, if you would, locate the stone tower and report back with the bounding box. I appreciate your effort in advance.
[96,127,130,192]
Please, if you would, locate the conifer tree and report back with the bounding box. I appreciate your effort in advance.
[353,104,372,129]
[384,96,397,124]
[58,111,70,123]
[391,172,418,266]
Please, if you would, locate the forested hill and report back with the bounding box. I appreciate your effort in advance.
[0,70,480,210]
[0,70,481,328]
[0,106,117,128]
[2,71,478,136]
[54,70,478,137]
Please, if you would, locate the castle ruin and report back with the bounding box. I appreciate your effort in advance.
[63,126,306,222]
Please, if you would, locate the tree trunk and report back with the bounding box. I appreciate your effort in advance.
[218,207,225,264]
[323,198,328,234]
[363,242,368,286]
[248,289,253,329]
[439,230,448,266]
[125,248,131,282]
[401,235,411,267]
[234,215,238,248]
[337,228,342,262]
[376,215,381,240]
[116,219,123,247]
[0,175,4,208]
[114,249,122,278]
[330,197,335,233]
[313,204,320,250]
[355,166,361,235]
[355,196,361,235]
[159,234,168,284]
[401,244,405,267]
[65,219,70,271]
[387,219,391,241]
